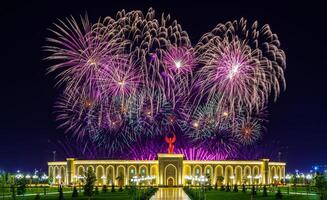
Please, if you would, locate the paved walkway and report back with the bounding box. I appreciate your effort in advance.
[150,188,191,200]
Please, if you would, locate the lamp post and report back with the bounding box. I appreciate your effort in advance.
[285,174,292,185]
[273,175,279,185]
[32,174,39,186]
[41,174,48,184]
[56,175,61,185]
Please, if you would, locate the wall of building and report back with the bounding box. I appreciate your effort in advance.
[48,156,285,186]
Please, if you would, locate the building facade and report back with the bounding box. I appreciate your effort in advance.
[48,153,286,186]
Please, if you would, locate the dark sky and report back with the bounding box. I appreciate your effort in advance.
[0,0,326,173]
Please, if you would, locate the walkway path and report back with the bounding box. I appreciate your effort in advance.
[150,188,191,200]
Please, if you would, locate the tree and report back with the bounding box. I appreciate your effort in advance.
[315,173,327,200]
[83,168,96,197]
[16,178,27,195]
[10,184,16,200]
[72,186,78,197]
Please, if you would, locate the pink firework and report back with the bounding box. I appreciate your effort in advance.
[162,46,196,74]
[97,57,141,99]
[45,15,121,94]
[195,18,286,115]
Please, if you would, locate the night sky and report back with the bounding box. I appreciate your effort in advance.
[0,0,326,173]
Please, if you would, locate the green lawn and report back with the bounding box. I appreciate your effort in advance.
[0,191,130,200]
[0,186,157,200]
[204,190,318,200]
[0,186,72,196]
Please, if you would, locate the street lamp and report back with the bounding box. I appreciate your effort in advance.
[15,172,23,179]
[56,175,61,184]
[41,174,48,180]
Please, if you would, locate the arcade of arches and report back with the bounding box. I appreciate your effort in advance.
[48,154,285,187]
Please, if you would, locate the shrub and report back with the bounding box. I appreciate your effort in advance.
[263,185,268,197]
[119,186,123,192]
[275,189,283,200]
[111,183,115,192]
[72,186,78,197]
[58,185,64,200]
[94,186,99,195]
[102,185,108,193]
[34,194,41,200]
[251,185,257,196]
[242,184,246,192]
[226,184,231,192]
[233,184,238,192]
[220,185,225,191]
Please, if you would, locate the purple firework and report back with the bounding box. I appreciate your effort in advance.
[45,15,122,94]
[195,18,286,116]
[97,57,141,100]
[162,46,196,75]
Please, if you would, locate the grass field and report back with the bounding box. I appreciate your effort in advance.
[184,186,319,200]
[204,190,318,200]
[0,186,157,200]
[0,191,130,200]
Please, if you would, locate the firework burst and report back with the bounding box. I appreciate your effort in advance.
[45,15,122,94]
[234,116,263,145]
[194,18,286,116]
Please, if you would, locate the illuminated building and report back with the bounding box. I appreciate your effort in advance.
[48,154,285,186]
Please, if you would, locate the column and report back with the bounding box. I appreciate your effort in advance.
[66,158,75,185]
[261,159,269,185]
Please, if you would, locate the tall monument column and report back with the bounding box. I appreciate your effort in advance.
[66,158,75,185]
[261,159,269,185]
